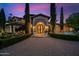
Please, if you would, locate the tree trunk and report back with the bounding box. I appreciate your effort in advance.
[60,6,64,32]
[25,3,30,34]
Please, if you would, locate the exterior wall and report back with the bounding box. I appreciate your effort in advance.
[49,24,73,33]
[33,16,48,26]
[5,25,21,33]
[54,25,60,33]
[63,25,70,32]
[5,15,74,34]
[32,16,49,34]
[5,25,12,33]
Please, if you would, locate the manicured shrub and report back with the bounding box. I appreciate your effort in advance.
[49,33,79,41]
[0,34,31,49]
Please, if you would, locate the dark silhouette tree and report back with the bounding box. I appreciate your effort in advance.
[24,3,30,34]
[0,8,6,32]
[50,3,56,33]
[66,13,79,32]
[60,6,64,32]
[0,11,2,31]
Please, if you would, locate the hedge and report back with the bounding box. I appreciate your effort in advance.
[0,34,31,49]
[48,33,79,41]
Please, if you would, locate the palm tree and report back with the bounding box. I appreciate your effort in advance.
[50,3,56,33]
[60,6,64,32]
[24,3,30,34]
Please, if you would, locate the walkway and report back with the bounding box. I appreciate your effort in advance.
[0,36,79,56]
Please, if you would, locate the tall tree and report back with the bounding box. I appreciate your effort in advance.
[66,13,79,32]
[0,8,6,32]
[24,3,30,34]
[0,11,2,30]
[50,3,56,33]
[60,6,64,32]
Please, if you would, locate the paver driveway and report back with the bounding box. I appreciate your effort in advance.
[0,36,79,56]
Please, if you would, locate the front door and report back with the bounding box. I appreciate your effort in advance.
[35,22,45,37]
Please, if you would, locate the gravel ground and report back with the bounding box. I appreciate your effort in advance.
[0,36,79,56]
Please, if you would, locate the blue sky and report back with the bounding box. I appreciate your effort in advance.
[0,3,79,23]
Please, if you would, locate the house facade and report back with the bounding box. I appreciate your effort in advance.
[5,14,74,36]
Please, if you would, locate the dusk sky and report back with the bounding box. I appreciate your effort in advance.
[0,3,79,23]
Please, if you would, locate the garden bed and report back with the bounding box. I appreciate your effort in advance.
[48,33,79,41]
[0,34,31,49]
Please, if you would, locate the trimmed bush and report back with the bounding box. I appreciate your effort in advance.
[49,33,79,41]
[0,34,31,49]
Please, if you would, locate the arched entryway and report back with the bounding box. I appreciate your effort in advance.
[34,22,46,37]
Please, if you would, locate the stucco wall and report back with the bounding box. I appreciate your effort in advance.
[49,24,73,33]
[33,16,48,26]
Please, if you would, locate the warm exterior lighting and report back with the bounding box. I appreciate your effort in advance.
[70,27,73,31]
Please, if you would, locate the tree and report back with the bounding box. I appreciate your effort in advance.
[0,8,6,32]
[0,11,2,30]
[60,6,64,32]
[24,3,30,34]
[50,3,56,33]
[66,13,79,32]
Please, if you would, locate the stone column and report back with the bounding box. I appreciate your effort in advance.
[9,25,12,33]
[13,25,15,33]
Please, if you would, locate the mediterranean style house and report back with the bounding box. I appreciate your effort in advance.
[5,14,74,36]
